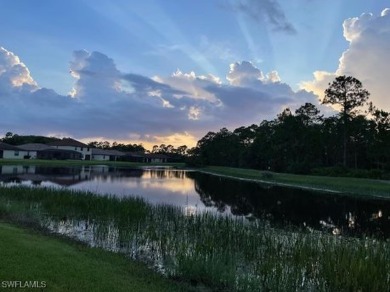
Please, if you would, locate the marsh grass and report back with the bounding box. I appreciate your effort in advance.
[0,186,389,291]
[202,166,390,198]
[0,223,190,292]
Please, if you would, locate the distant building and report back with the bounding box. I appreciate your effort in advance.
[121,152,146,163]
[48,138,91,160]
[0,142,29,159]
[91,149,125,161]
[121,152,168,163]
[0,139,169,163]
[18,143,54,159]
[37,149,82,160]
[145,153,169,163]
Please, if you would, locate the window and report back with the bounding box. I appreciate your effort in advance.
[15,151,19,156]
[75,147,77,150]
[81,147,83,151]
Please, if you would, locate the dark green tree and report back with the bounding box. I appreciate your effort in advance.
[295,102,323,126]
[368,103,390,169]
[233,124,258,167]
[1,133,59,145]
[323,76,370,166]
[248,120,276,170]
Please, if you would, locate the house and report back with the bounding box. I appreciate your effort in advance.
[121,152,169,163]
[17,143,54,159]
[0,142,29,159]
[91,149,125,161]
[37,148,83,160]
[121,152,146,163]
[48,138,91,160]
[145,153,169,163]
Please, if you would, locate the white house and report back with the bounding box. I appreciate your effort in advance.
[17,143,54,159]
[48,138,92,160]
[0,142,29,159]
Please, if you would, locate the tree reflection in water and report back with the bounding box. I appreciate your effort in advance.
[189,172,390,239]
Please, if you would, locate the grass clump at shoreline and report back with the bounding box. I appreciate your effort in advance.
[0,222,191,292]
[200,166,390,199]
[0,185,389,291]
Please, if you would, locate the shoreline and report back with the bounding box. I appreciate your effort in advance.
[198,170,342,194]
[197,166,390,200]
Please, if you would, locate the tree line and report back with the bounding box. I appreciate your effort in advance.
[1,132,60,145]
[88,141,188,161]
[187,76,390,178]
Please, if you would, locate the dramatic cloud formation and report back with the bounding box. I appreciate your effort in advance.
[69,50,121,102]
[0,47,36,92]
[301,8,390,111]
[0,47,73,133]
[229,0,296,33]
[0,47,319,148]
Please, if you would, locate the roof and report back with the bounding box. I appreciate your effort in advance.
[124,152,146,158]
[39,148,82,155]
[146,153,169,159]
[48,138,88,148]
[107,150,126,156]
[17,143,54,151]
[91,149,125,156]
[0,142,21,151]
[123,152,168,159]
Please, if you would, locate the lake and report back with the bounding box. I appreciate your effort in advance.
[1,164,389,238]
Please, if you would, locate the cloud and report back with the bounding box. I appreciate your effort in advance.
[0,47,37,94]
[0,47,319,147]
[300,71,336,100]
[230,0,296,34]
[226,61,281,86]
[69,50,121,102]
[301,8,390,111]
[0,47,75,131]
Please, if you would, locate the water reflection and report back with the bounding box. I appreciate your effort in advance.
[188,172,390,239]
[0,165,389,238]
[43,217,166,274]
[0,165,203,209]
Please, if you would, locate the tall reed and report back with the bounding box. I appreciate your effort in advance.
[0,186,388,291]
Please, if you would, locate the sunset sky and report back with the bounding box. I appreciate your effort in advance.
[1,0,389,149]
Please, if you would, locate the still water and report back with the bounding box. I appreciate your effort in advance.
[1,164,389,238]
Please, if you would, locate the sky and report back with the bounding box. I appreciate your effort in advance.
[1,0,389,149]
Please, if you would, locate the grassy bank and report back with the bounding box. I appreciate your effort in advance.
[200,166,390,199]
[0,222,190,292]
[0,186,389,291]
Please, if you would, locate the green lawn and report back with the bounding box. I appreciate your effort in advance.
[0,222,192,292]
[200,166,390,198]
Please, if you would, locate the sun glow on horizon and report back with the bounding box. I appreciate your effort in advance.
[79,132,198,151]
